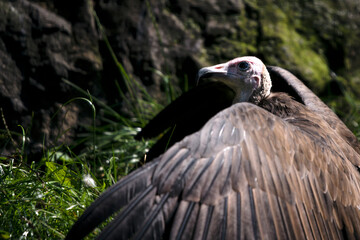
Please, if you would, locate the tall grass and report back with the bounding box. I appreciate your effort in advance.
[0,88,155,239]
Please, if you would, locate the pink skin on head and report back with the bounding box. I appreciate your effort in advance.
[226,56,264,88]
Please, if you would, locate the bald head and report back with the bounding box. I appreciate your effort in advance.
[198,56,271,104]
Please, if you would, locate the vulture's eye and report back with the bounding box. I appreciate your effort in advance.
[238,61,250,71]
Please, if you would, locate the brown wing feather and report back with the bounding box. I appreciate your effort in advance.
[268,66,360,158]
[66,102,360,240]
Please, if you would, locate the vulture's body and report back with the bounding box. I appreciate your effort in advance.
[66,57,360,239]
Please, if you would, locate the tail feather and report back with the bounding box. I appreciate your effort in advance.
[98,192,179,240]
[169,201,199,240]
[132,193,173,240]
[97,186,158,239]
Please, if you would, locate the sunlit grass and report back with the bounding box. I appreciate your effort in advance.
[0,154,99,239]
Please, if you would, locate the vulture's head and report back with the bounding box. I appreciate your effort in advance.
[198,56,271,104]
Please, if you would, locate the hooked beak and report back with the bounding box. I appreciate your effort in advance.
[197,63,227,85]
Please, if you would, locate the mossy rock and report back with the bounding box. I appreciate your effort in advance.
[258,4,330,92]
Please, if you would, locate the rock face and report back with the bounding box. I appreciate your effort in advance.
[0,0,101,153]
[1,0,360,154]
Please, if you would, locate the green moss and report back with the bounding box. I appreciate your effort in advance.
[259,4,330,92]
[226,39,257,56]
[236,13,258,50]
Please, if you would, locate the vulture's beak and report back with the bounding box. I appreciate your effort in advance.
[197,63,227,85]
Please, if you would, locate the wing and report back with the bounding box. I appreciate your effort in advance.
[66,103,360,240]
[267,66,360,156]
[135,82,234,160]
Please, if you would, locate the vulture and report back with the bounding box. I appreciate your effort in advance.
[66,56,360,239]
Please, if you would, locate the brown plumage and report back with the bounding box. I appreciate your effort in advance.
[66,57,360,239]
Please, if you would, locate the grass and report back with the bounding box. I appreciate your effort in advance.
[0,80,149,240]
[0,152,98,239]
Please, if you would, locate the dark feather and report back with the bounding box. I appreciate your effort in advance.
[135,82,234,160]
